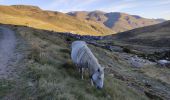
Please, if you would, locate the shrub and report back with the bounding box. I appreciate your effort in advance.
[28,43,41,62]
[0,79,14,98]
[62,60,78,78]
[123,47,131,53]
[66,37,75,42]
[60,48,71,54]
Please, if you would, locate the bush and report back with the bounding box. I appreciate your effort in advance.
[123,47,131,53]
[62,60,78,78]
[60,48,71,54]
[0,79,14,98]
[66,37,75,42]
[28,44,41,62]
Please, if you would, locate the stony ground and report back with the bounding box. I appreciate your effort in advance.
[0,26,28,100]
[0,27,17,79]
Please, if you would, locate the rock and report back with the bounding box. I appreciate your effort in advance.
[109,46,123,52]
[157,60,170,67]
[144,91,163,100]
[120,53,154,67]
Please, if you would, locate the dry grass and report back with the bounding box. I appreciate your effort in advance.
[141,65,170,84]
[69,11,161,33]
[1,26,149,100]
[0,5,113,36]
[0,79,14,98]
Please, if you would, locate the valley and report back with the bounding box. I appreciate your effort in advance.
[68,11,164,33]
[0,4,169,100]
[0,5,164,36]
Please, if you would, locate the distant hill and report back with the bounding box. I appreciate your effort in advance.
[0,5,113,36]
[68,11,164,33]
[112,20,170,47]
[0,5,165,36]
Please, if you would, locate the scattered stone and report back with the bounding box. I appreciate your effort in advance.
[157,60,170,67]
[144,91,163,100]
[119,53,155,67]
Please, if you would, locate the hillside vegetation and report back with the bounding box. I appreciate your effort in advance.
[0,5,113,36]
[68,11,163,33]
[1,24,170,100]
[112,20,170,47]
[0,24,151,100]
[0,5,164,36]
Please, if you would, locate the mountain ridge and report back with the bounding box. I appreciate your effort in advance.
[0,5,165,36]
[0,5,113,36]
[110,20,170,47]
[68,11,165,33]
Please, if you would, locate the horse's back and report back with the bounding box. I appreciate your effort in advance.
[71,41,87,64]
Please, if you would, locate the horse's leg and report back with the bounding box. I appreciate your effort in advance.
[75,64,79,72]
[89,68,94,86]
[91,78,94,86]
[81,68,84,80]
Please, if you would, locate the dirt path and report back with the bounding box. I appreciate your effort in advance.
[0,27,17,79]
[0,26,31,100]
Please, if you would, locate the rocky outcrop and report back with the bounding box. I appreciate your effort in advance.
[120,54,155,67]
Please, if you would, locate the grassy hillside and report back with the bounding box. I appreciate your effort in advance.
[1,24,170,100]
[68,11,163,33]
[112,20,170,47]
[0,5,113,36]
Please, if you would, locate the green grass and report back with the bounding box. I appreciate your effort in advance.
[0,79,14,98]
[141,65,170,84]
[0,25,150,100]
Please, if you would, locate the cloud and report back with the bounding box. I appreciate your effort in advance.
[158,0,170,5]
[43,0,99,12]
[43,0,140,12]
[152,0,170,6]
[99,1,138,12]
[0,0,5,3]
[160,10,170,19]
[43,0,68,10]
[72,0,98,9]
[160,11,170,20]
[161,11,170,14]
[113,3,137,11]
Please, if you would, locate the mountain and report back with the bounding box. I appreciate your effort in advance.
[112,20,170,47]
[0,5,165,36]
[156,18,166,22]
[0,5,113,36]
[67,11,164,33]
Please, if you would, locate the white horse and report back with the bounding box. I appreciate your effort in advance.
[71,41,104,89]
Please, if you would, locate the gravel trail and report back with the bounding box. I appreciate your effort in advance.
[0,27,17,79]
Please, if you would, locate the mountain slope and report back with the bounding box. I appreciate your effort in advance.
[1,24,170,100]
[113,20,170,47]
[0,5,113,36]
[68,11,164,33]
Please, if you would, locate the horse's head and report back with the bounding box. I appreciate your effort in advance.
[92,67,104,89]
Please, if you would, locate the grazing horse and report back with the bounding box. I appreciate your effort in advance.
[71,41,104,89]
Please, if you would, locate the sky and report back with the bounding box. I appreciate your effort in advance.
[0,0,170,20]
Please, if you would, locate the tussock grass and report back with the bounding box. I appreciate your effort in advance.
[141,65,170,84]
[0,79,14,98]
[3,26,149,100]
